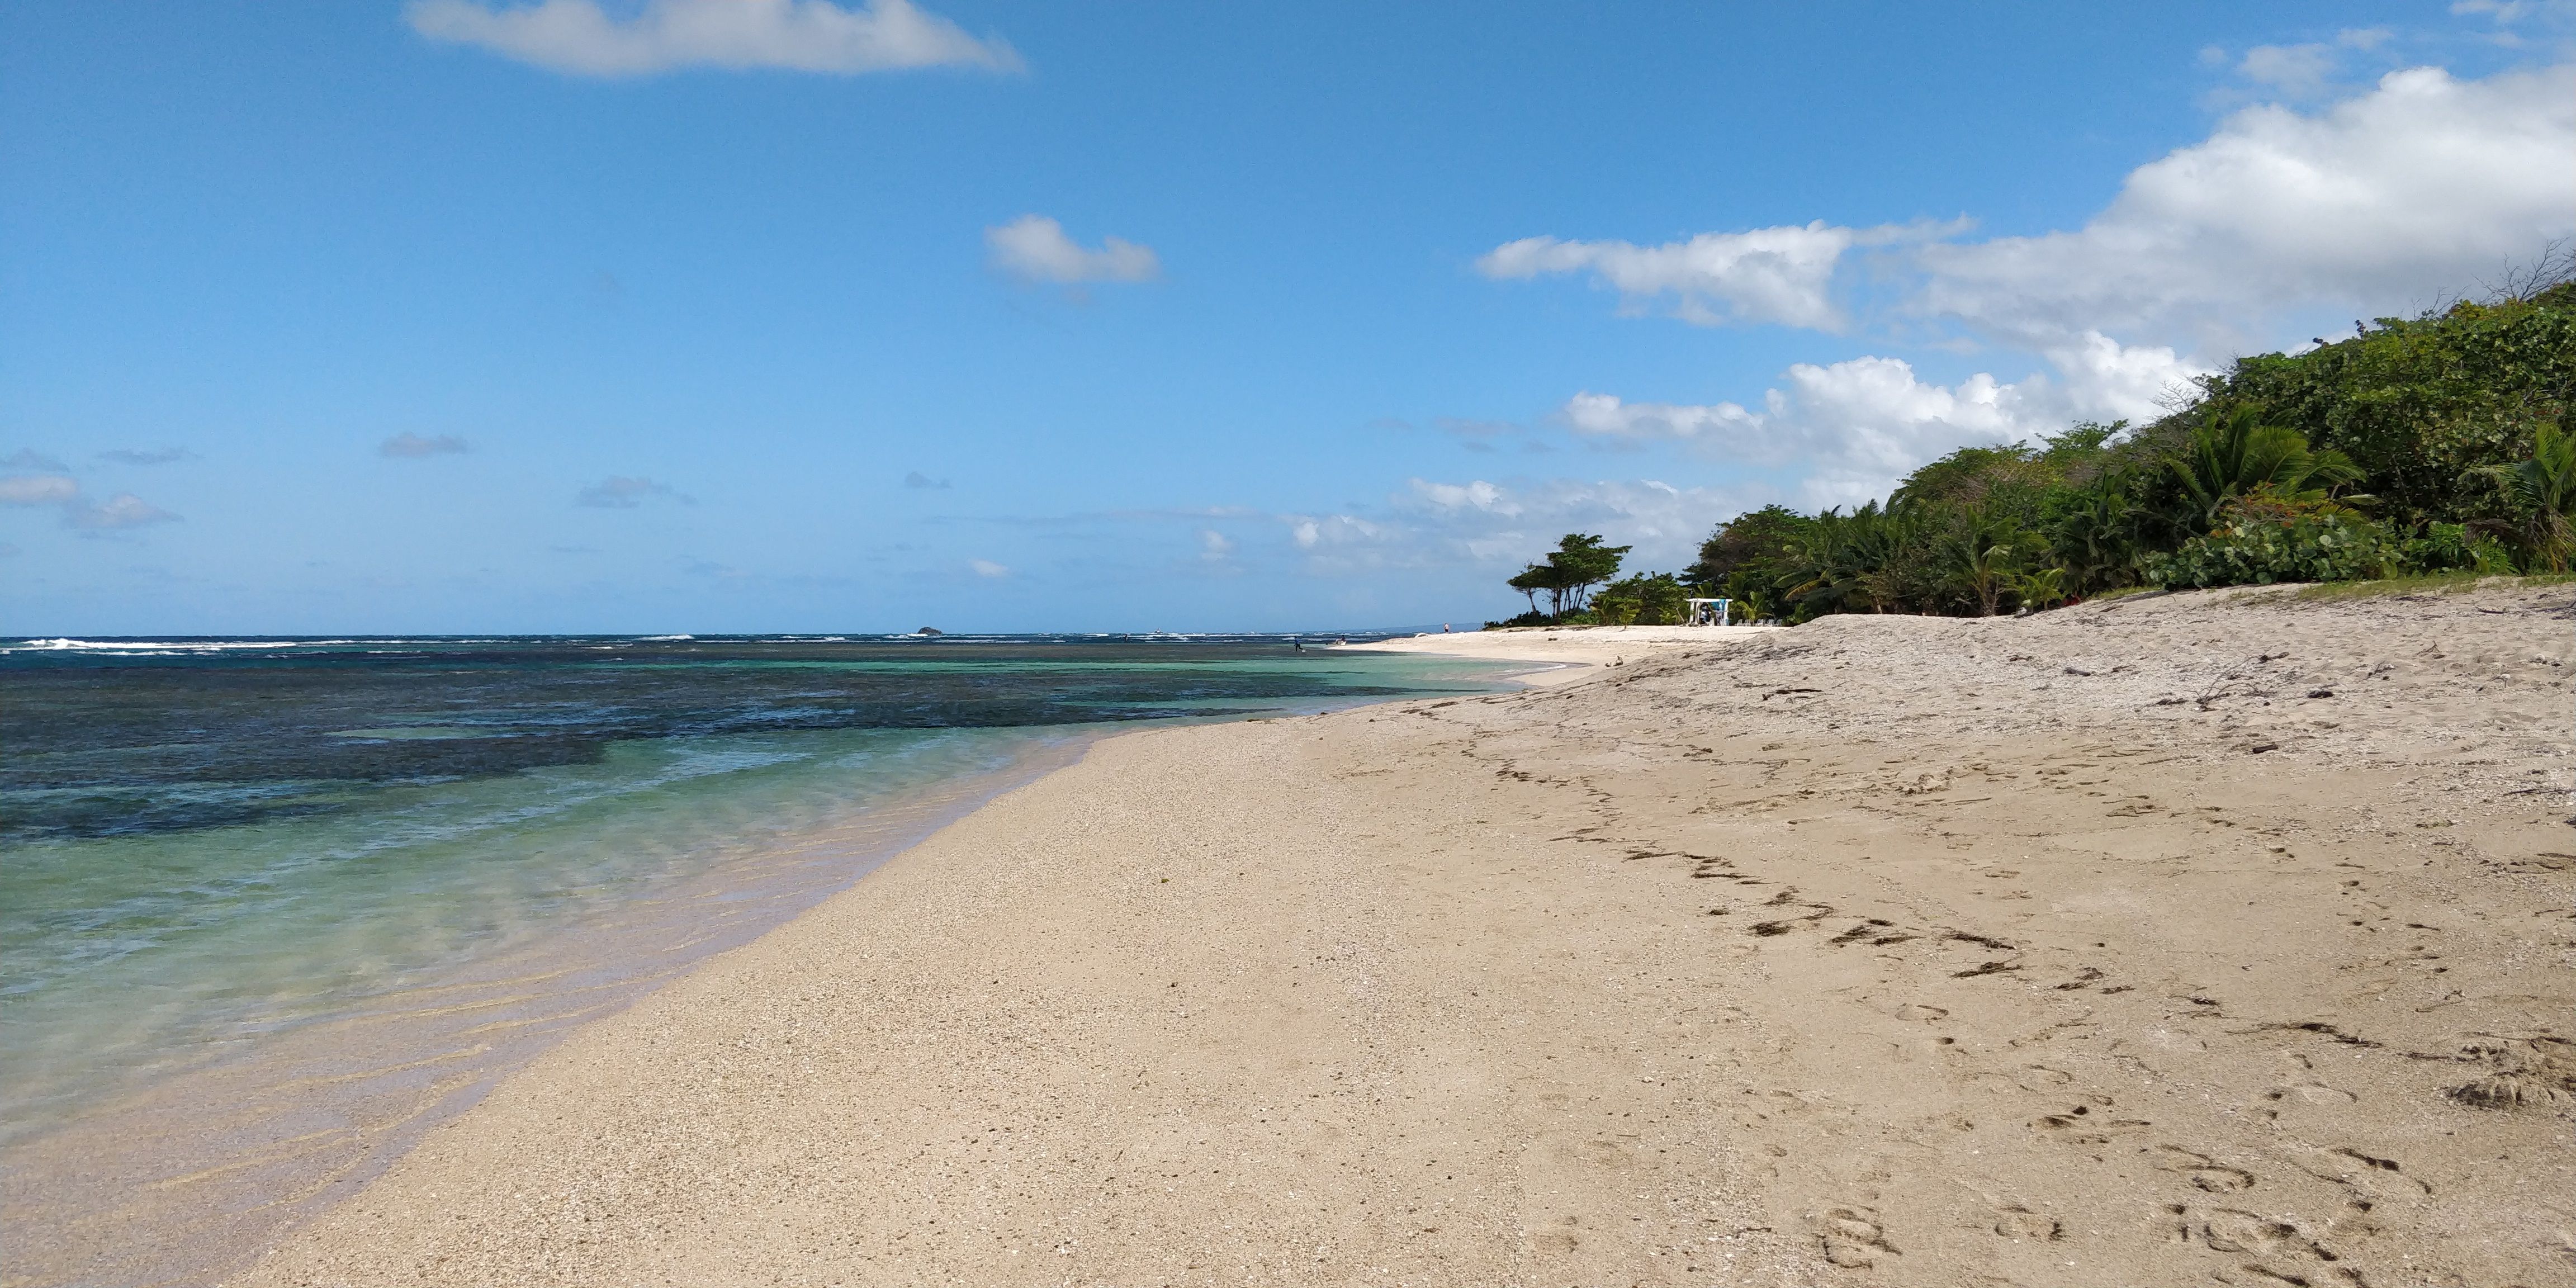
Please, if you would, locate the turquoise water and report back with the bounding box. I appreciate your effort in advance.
[0,634,1517,1286]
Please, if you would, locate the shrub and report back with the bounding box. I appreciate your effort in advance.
[1593,572,1692,624]
[2398,522,2518,575]
[2143,509,2400,588]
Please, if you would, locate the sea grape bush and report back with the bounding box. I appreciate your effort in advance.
[2142,510,2400,589]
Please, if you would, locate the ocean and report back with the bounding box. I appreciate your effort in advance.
[0,632,1521,1286]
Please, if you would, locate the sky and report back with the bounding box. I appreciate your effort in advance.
[2,1,2570,634]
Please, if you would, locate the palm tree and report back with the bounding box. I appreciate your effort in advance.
[2471,422,2576,571]
[1939,510,2021,617]
[2166,406,2362,533]
[2047,482,2138,595]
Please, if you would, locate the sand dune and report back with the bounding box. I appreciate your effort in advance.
[242,583,2575,1286]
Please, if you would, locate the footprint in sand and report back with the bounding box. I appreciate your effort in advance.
[2188,1206,2339,1268]
[1990,1204,2063,1242]
[2148,1144,2256,1192]
[1816,1206,1900,1269]
[1529,1214,1584,1253]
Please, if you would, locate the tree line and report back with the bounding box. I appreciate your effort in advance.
[1494,267,2575,627]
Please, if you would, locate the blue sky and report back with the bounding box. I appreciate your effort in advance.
[3,1,2569,633]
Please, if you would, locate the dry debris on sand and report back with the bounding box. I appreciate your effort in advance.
[244,583,2575,1287]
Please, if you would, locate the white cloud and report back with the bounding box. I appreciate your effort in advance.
[406,0,1020,77]
[0,474,80,506]
[381,432,470,458]
[1484,62,2573,361]
[65,494,180,531]
[1286,514,1384,551]
[985,216,1161,286]
[968,558,1009,577]
[1275,476,1749,579]
[1404,477,1746,570]
[577,475,689,507]
[1558,334,2199,506]
[1471,59,2568,506]
[2,472,184,532]
[1475,221,1939,330]
[1409,479,1508,513]
[1916,63,2576,349]
[1197,529,1234,561]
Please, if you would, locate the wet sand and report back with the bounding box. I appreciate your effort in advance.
[242,583,2574,1286]
[3,737,1099,1288]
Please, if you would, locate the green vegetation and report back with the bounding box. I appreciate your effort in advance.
[1499,534,1633,624]
[1495,267,2574,627]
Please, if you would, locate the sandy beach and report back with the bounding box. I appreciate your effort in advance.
[240,583,2574,1287]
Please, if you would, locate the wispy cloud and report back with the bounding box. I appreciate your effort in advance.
[3,449,67,471]
[405,0,1021,78]
[97,447,195,466]
[986,215,1161,287]
[968,557,1010,577]
[577,475,690,507]
[0,474,81,506]
[903,470,952,489]
[2,472,182,533]
[381,432,471,458]
[65,494,181,531]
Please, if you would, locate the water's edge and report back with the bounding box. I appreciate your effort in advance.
[1,730,1101,1288]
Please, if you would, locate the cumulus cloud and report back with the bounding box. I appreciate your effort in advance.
[1915,63,2576,349]
[1475,221,1945,331]
[1274,475,1751,578]
[968,558,1009,577]
[577,475,689,507]
[1197,529,1234,561]
[1559,334,2199,506]
[0,474,80,506]
[986,216,1161,286]
[65,494,181,531]
[1484,61,2573,359]
[1475,60,2569,501]
[1286,514,1381,552]
[405,0,1020,77]
[380,432,471,458]
[1407,476,1749,569]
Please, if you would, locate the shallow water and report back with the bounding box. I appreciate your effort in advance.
[0,633,1517,1286]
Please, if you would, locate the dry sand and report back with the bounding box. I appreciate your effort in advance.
[241,583,2574,1287]
[1341,624,1782,686]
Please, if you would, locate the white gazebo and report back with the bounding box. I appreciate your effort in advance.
[1684,597,1732,627]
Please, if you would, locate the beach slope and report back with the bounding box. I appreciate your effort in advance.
[243,584,2574,1287]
